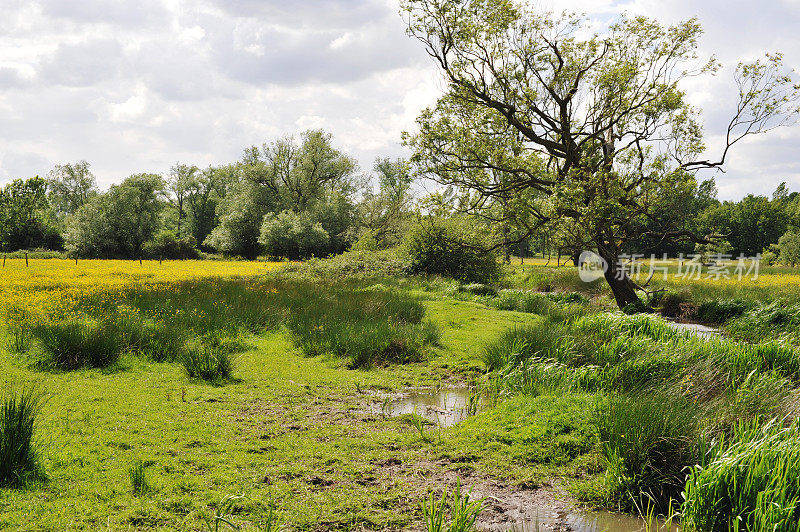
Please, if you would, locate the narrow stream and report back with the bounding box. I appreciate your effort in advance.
[666,319,720,339]
[372,388,680,531]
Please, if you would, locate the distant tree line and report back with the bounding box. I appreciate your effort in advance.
[0,130,413,260]
[510,178,800,266]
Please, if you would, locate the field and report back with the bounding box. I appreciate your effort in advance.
[2,258,800,530]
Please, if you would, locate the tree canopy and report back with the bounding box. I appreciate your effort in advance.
[402,0,800,307]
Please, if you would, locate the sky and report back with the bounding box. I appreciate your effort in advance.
[0,0,798,200]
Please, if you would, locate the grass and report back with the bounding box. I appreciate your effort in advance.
[3,257,800,529]
[182,346,236,382]
[421,478,483,532]
[0,384,45,487]
[128,459,150,496]
[682,419,800,532]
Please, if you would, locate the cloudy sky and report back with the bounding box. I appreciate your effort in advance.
[0,0,798,200]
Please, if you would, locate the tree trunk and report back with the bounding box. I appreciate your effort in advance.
[602,258,641,309]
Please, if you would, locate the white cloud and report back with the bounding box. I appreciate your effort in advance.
[0,0,797,201]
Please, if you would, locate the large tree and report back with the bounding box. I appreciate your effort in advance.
[47,161,97,217]
[0,177,61,251]
[205,130,358,259]
[65,173,165,259]
[402,0,800,307]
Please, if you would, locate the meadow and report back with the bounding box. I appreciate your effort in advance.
[2,257,800,530]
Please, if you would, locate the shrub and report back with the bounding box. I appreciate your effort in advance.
[31,319,123,369]
[405,218,501,284]
[683,419,800,532]
[142,232,200,260]
[297,248,409,279]
[0,385,45,487]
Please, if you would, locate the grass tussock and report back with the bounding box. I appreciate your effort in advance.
[31,319,123,370]
[421,478,483,532]
[0,384,45,488]
[128,459,150,496]
[7,278,440,372]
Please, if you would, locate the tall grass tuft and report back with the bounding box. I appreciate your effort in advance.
[128,459,150,496]
[421,478,483,532]
[31,319,123,370]
[597,393,702,512]
[182,346,236,382]
[285,284,438,367]
[0,384,45,487]
[683,419,800,532]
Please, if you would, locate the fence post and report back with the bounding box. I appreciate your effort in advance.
[25,252,28,267]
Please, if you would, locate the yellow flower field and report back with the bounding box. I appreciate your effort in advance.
[0,259,283,324]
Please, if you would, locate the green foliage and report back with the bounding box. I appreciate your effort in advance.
[259,210,330,260]
[683,420,800,532]
[206,130,358,259]
[778,230,800,266]
[598,393,701,511]
[0,177,62,252]
[297,248,409,279]
[406,218,501,284]
[142,232,200,260]
[47,161,97,217]
[65,173,165,259]
[0,384,45,488]
[421,479,483,532]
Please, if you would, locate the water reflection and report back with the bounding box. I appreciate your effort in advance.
[370,387,479,427]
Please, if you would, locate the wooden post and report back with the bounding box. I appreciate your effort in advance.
[25,252,28,267]
[75,256,78,265]
[2,254,5,267]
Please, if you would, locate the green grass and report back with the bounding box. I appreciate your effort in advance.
[4,262,800,529]
[421,478,483,532]
[0,276,548,530]
[0,384,45,487]
[128,459,150,496]
[683,419,800,532]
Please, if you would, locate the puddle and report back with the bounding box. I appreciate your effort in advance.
[503,508,679,532]
[666,320,720,339]
[369,388,480,427]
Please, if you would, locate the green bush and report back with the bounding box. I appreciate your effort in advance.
[142,232,200,260]
[297,248,409,279]
[405,218,501,284]
[259,210,330,260]
[0,385,45,487]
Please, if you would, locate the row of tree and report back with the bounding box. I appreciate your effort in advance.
[0,131,414,260]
